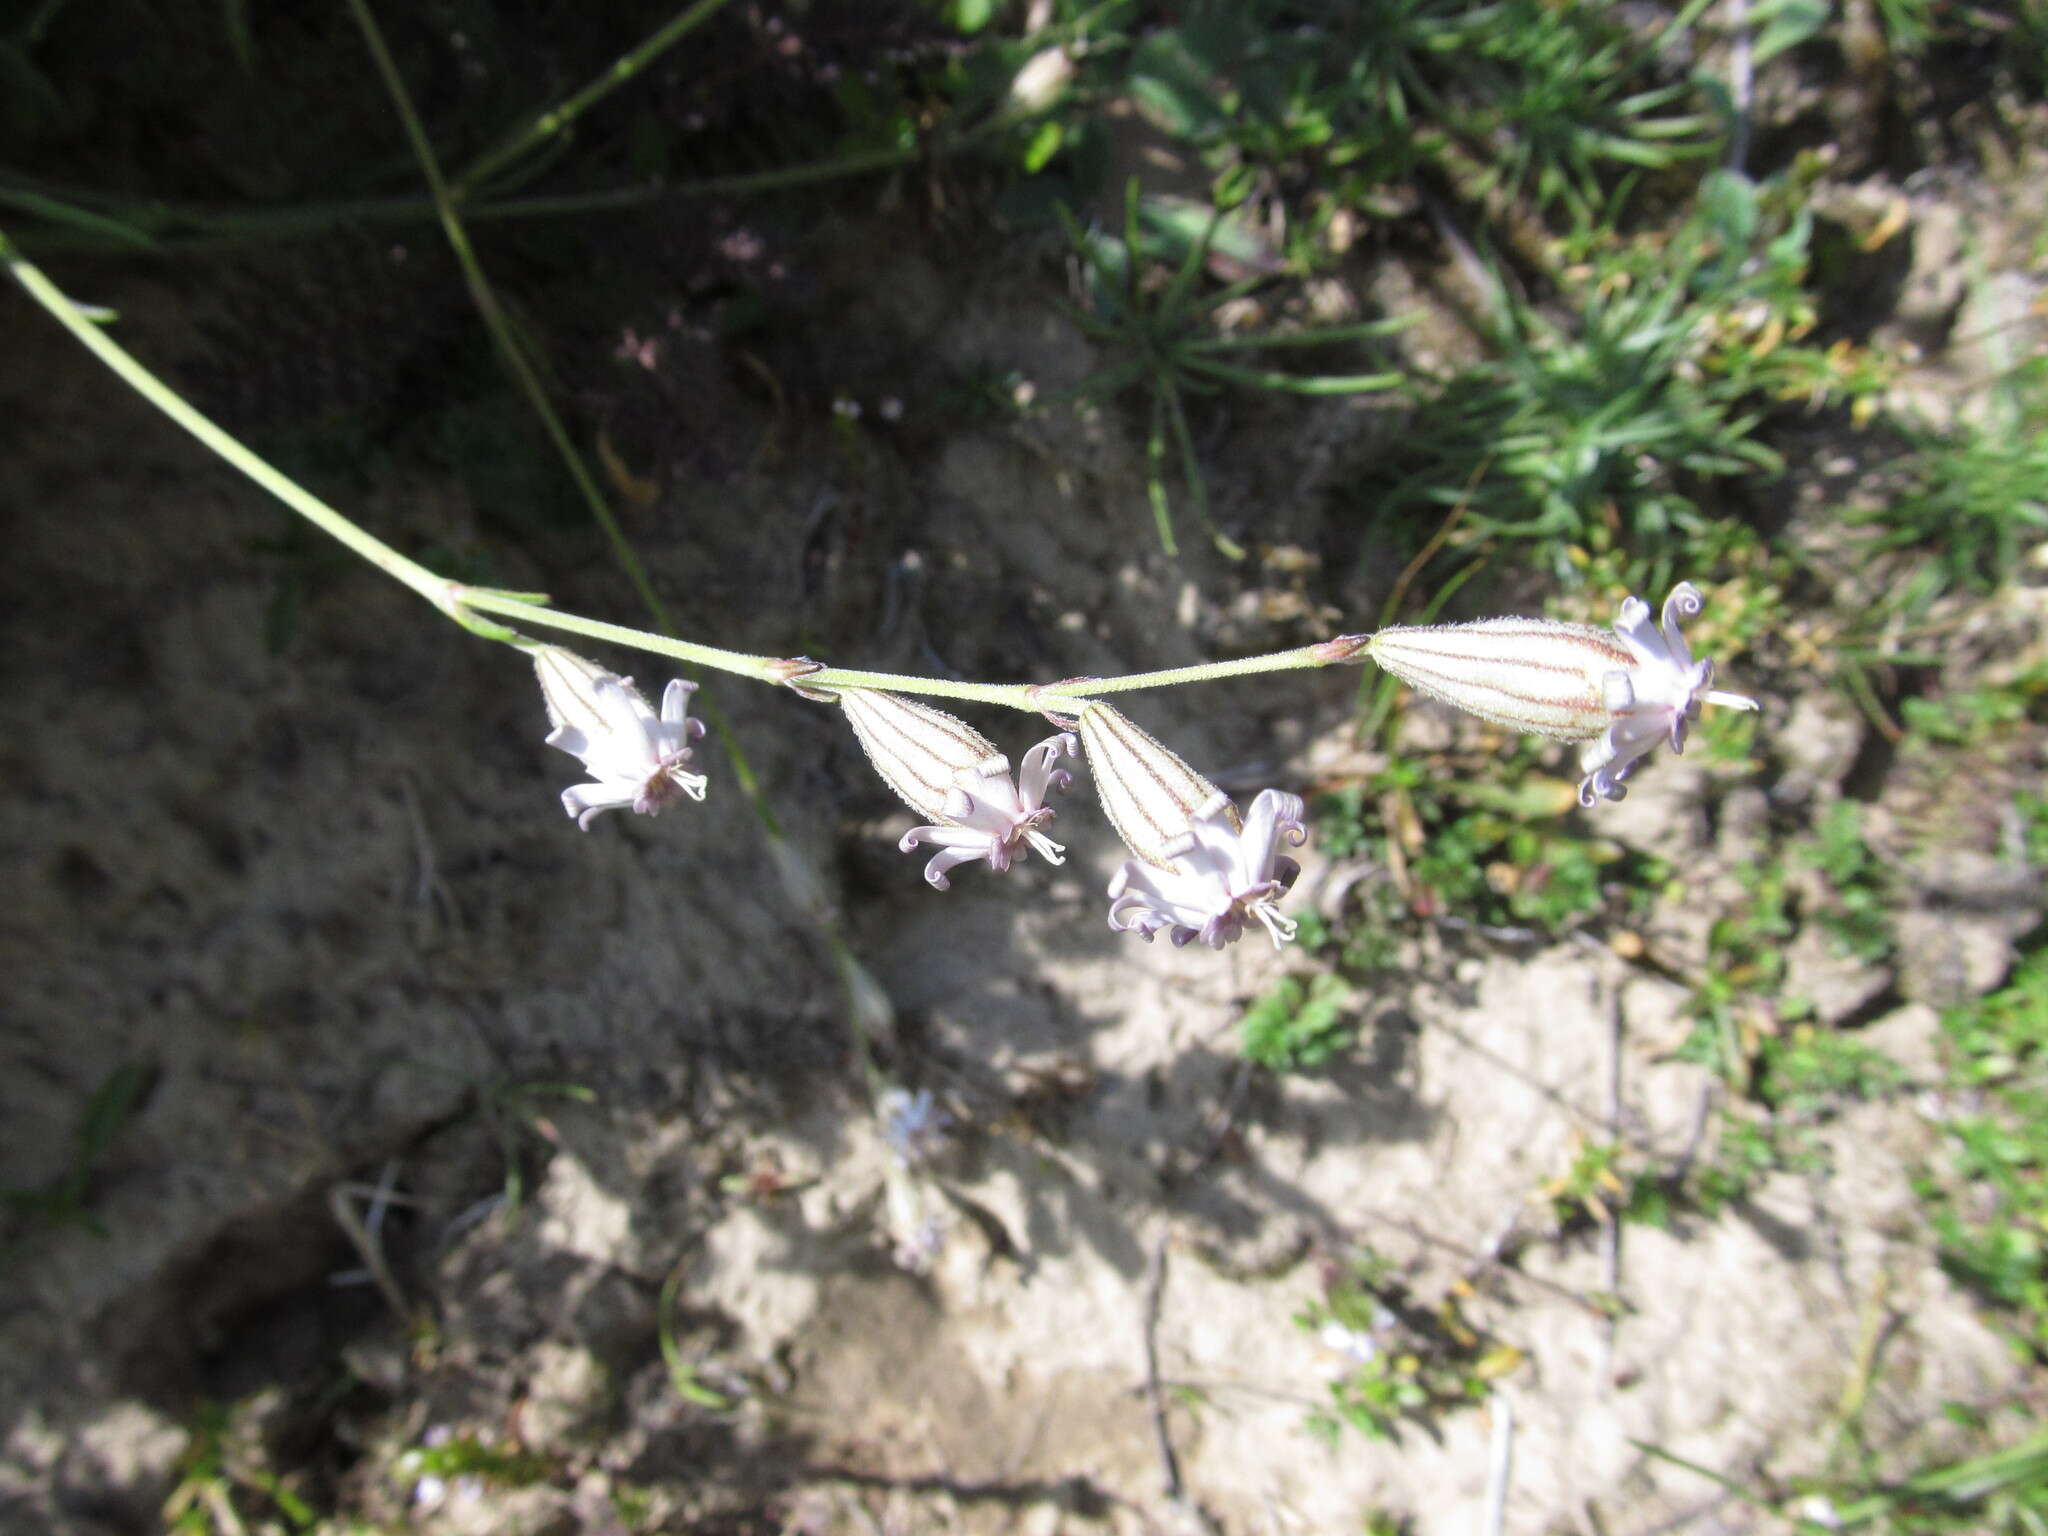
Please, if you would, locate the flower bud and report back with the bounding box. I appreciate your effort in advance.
[1365,618,1626,742]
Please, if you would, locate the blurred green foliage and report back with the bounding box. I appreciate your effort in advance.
[1925,947,2048,1358]
[1296,1250,1519,1444]
[1239,972,1353,1071]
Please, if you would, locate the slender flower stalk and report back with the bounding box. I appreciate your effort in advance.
[5,233,1785,957]
[1366,582,1760,806]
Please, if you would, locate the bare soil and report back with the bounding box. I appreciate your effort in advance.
[2,173,2043,1536]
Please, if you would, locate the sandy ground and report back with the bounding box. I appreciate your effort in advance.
[2,185,2042,1536]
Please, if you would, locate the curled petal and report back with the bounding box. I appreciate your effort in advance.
[1018,732,1080,806]
[884,730,1078,889]
[1105,787,1306,950]
[535,649,710,828]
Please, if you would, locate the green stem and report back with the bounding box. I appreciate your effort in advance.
[800,668,1032,709]
[1040,645,1342,698]
[455,0,735,194]
[348,0,676,634]
[3,135,936,255]
[0,229,451,614]
[1,230,1375,717]
[456,590,779,679]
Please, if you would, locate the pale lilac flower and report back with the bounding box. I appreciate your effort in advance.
[1107,788,1308,949]
[839,690,1077,890]
[1577,582,1758,805]
[1318,1320,1381,1368]
[1078,703,1307,949]
[879,1087,951,1167]
[898,733,1078,889]
[533,646,707,830]
[1365,582,1759,807]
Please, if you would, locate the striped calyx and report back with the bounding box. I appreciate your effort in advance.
[838,689,1005,825]
[1366,582,1762,807]
[1364,618,1627,743]
[1076,702,1231,869]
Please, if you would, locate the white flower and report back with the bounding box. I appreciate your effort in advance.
[1077,702,1306,949]
[838,689,1077,889]
[879,1087,951,1167]
[1365,581,1759,806]
[1577,582,1759,805]
[533,647,707,830]
[1106,787,1308,949]
[1318,1321,1380,1367]
[897,733,1078,889]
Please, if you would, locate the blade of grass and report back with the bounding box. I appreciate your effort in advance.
[456,0,735,194]
[0,186,158,249]
[1185,315,1417,350]
[1145,386,1180,557]
[3,136,939,254]
[1181,355,1405,394]
[1160,371,1244,561]
[1630,1440,1783,1517]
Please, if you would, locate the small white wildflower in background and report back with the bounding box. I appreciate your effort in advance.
[879,1086,951,1167]
[1794,1495,1842,1529]
[1078,703,1307,949]
[1366,581,1759,807]
[1007,46,1075,114]
[1317,1321,1379,1369]
[838,689,1077,889]
[532,646,707,830]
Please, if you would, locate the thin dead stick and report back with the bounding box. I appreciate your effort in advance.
[1600,971,1624,1389]
[1483,1393,1514,1536]
[1141,1234,1183,1501]
[328,1182,410,1323]
[1139,1235,1222,1536]
[1669,1081,1716,1187]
